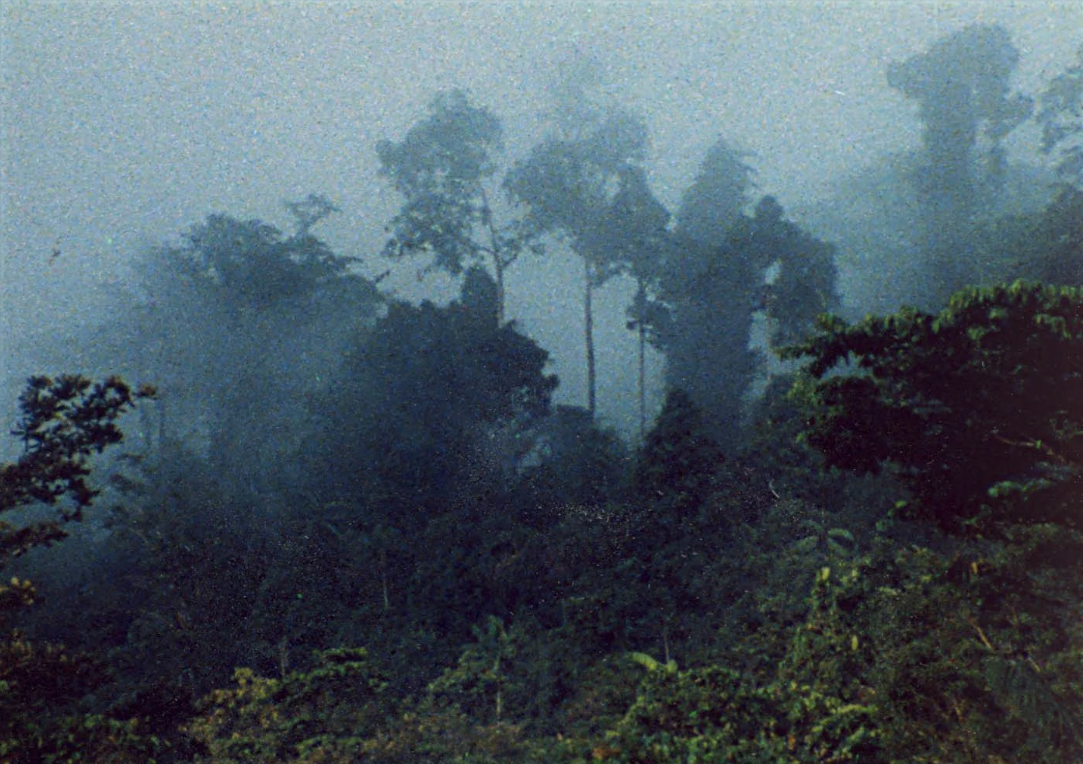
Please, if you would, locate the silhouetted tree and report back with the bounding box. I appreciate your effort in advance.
[740,195,839,348]
[647,138,761,449]
[1,375,152,617]
[888,24,1032,304]
[112,200,379,494]
[0,375,160,761]
[378,89,530,323]
[506,58,653,419]
[608,166,671,440]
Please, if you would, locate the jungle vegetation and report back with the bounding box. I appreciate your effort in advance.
[2,24,1082,764]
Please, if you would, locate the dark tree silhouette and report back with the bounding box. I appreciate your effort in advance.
[310,272,557,525]
[647,138,761,449]
[378,89,530,324]
[785,281,1083,535]
[507,102,652,419]
[1,375,152,614]
[888,24,1032,304]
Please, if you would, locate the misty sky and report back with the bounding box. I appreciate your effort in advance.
[2,2,1081,432]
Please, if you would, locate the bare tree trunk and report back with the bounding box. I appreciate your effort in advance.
[584,261,596,419]
[481,185,507,325]
[639,317,647,441]
[636,278,647,441]
[492,253,506,326]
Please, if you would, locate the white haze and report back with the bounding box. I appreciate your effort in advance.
[2,2,1081,434]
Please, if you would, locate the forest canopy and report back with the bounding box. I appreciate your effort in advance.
[3,20,1083,764]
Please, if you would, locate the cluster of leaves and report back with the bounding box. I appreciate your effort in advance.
[185,648,392,763]
[1,375,153,614]
[0,375,161,762]
[784,281,1083,534]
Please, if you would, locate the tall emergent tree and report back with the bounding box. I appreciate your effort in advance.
[609,165,671,439]
[378,89,528,324]
[887,23,1033,305]
[648,137,762,449]
[506,58,657,419]
[647,137,837,449]
[739,195,839,349]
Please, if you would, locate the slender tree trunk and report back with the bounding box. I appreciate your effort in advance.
[481,186,506,325]
[492,252,506,326]
[379,548,391,612]
[494,655,503,722]
[584,260,596,419]
[637,278,647,442]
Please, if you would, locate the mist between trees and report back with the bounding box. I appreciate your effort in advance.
[2,24,1083,764]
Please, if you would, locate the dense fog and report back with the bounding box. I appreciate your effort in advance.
[3,4,1083,762]
[4,3,1080,433]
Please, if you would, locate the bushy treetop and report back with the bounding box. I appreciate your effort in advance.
[785,281,1083,535]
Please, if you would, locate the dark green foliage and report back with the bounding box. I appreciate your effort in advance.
[785,281,1083,534]
[1,375,152,613]
[596,566,881,764]
[633,390,723,521]
[1,375,150,519]
[13,36,1083,764]
[100,440,277,696]
[310,284,557,518]
[0,633,164,763]
[988,184,1083,286]
[865,531,1083,764]
[186,647,392,763]
[512,406,629,524]
[0,376,160,762]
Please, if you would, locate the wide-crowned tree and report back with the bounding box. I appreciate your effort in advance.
[784,280,1083,535]
[106,196,379,495]
[378,89,530,324]
[309,267,557,527]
